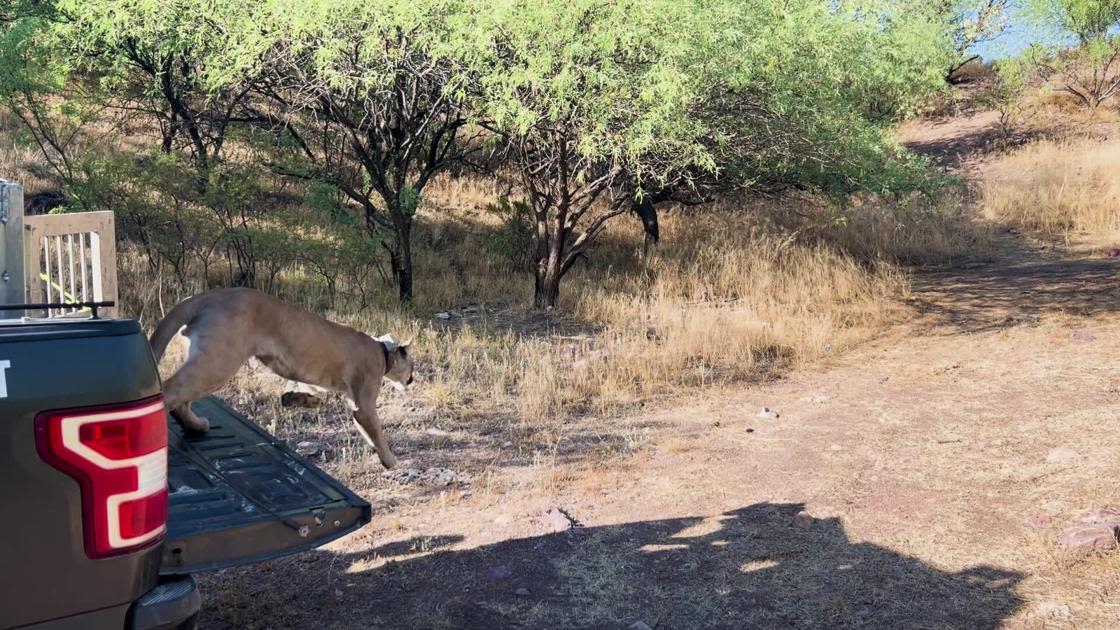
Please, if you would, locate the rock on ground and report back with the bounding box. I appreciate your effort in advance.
[1058,525,1118,552]
[1034,602,1072,618]
[383,467,472,486]
[1081,506,1120,526]
[543,507,578,532]
[1046,448,1082,464]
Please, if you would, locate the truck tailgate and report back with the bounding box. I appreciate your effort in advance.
[163,396,371,575]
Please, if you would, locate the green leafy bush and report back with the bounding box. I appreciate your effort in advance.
[484,196,534,273]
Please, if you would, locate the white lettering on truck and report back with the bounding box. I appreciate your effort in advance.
[0,360,10,398]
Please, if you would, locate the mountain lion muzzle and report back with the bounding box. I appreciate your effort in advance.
[149,287,412,469]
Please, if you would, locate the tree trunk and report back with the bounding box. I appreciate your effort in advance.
[533,216,565,309]
[379,189,416,304]
[232,235,256,287]
[945,54,980,84]
[632,196,660,256]
[533,256,562,308]
[394,218,414,303]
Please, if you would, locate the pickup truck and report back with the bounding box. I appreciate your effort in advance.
[0,311,372,629]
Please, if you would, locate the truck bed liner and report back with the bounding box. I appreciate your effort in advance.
[163,396,371,575]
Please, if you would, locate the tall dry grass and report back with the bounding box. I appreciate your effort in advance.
[982,137,1120,245]
[331,196,931,426]
[769,193,992,265]
[139,195,917,429]
[558,211,907,417]
[2,102,983,430]
[0,111,55,194]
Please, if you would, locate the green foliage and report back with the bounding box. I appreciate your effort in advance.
[473,0,951,192]
[1025,0,1120,109]
[829,1,957,119]
[2,0,962,310]
[0,12,63,97]
[1029,0,1120,40]
[70,149,382,298]
[0,0,390,301]
[0,8,103,184]
[210,0,486,302]
[934,0,1011,71]
[305,181,360,230]
[73,152,225,285]
[983,57,1031,135]
[400,187,421,219]
[49,0,254,89]
[483,196,534,273]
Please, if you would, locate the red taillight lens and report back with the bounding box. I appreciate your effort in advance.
[119,490,169,539]
[79,414,167,459]
[36,396,169,559]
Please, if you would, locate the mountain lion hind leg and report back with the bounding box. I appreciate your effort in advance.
[163,331,244,434]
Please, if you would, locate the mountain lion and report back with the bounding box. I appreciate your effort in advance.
[149,288,411,469]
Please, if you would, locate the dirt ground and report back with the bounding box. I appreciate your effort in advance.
[195,116,1120,629]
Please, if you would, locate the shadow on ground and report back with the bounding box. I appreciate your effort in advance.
[197,502,1023,629]
[902,113,1066,171]
[910,256,1120,333]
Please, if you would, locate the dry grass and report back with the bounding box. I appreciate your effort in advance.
[561,210,908,416]
[95,123,979,432]
[124,172,990,434]
[0,111,55,194]
[982,136,1120,246]
[1031,90,1120,122]
[400,200,917,427]
[141,194,919,445]
[0,103,990,444]
[771,192,993,266]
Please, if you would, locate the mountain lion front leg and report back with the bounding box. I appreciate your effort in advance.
[351,387,397,469]
[169,403,211,434]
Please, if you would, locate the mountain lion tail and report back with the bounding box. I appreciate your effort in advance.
[149,294,207,363]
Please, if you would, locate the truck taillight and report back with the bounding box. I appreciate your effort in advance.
[35,396,168,559]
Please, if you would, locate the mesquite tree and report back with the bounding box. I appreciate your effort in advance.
[937,0,1012,80]
[1026,0,1120,110]
[0,0,270,284]
[224,0,485,303]
[473,1,730,308]
[475,0,952,308]
[1,0,246,184]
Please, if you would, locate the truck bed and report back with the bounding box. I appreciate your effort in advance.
[163,396,371,575]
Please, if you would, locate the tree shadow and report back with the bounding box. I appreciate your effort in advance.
[903,117,1066,170]
[910,256,1120,333]
[196,502,1024,629]
[363,535,466,558]
[264,396,673,505]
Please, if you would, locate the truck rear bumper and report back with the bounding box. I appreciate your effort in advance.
[13,577,197,630]
[127,576,200,630]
